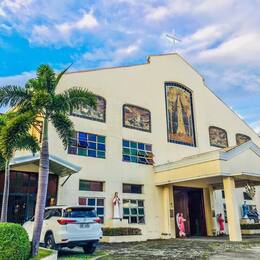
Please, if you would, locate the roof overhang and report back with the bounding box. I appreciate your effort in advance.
[153,141,260,189]
[10,154,81,177]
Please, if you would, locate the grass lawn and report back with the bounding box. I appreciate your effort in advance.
[30,248,52,260]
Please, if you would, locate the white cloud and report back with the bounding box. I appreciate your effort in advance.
[30,11,98,45]
[0,71,35,87]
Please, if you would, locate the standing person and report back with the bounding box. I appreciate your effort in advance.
[217,213,225,235]
[112,192,121,219]
[177,213,186,237]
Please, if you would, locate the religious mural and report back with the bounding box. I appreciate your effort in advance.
[72,95,106,122]
[165,82,195,146]
[209,126,228,148]
[236,133,251,145]
[123,104,151,132]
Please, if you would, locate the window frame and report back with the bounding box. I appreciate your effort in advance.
[79,180,104,192]
[123,199,145,224]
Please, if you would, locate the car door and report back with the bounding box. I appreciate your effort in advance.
[40,209,54,242]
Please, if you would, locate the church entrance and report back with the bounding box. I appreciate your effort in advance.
[174,186,206,237]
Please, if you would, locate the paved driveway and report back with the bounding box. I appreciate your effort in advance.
[58,238,260,259]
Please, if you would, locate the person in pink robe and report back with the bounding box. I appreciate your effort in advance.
[217,213,225,235]
[178,213,186,237]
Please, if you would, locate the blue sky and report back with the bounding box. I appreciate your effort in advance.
[0,0,259,134]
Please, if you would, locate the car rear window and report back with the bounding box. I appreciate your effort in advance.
[63,207,97,218]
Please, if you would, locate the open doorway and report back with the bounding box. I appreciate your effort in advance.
[174,186,207,237]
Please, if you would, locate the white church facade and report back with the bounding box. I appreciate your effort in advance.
[3,53,260,241]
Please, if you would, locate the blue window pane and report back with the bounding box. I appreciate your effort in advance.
[88,150,96,157]
[88,142,96,150]
[130,141,137,148]
[97,207,104,215]
[123,155,130,161]
[88,134,97,142]
[68,146,77,154]
[123,140,129,147]
[78,140,88,147]
[79,132,87,140]
[145,144,152,151]
[97,143,105,151]
[138,157,147,164]
[138,143,145,150]
[87,198,95,206]
[130,156,137,163]
[97,151,105,158]
[69,138,77,146]
[97,135,105,143]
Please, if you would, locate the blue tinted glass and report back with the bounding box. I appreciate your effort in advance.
[130,156,137,162]
[130,141,137,148]
[138,143,145,150]
[138,157,147,164]
[145,144,152,151]
[97,143,105,151]
[88,150,96,157]
[88,142,96,150]
[123,155,130,161]
[97,151,105,158]
[123,140,129,147]
[69,138,77,146]
[87,198,95,206]
[97,208,104,215]
[78,140,87,147]
[79,132,87,140]
[88,134,96,142]
[68,146,77,154]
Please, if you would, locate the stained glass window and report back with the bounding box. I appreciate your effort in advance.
[68,131,106,159]
[209,126,228,148]
[123,199,145,224]
[78,197,105,223]
[122,139,153,165]
[71,95,106,122]
[79,180,104,192]
[123,184,143,194]
[236,133,251,145]
[165,82,196,146]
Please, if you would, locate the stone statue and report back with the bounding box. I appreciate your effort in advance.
[242,201,250,218]
[112,192,121,219]
[217,213,225,235]
[176,212,186,237]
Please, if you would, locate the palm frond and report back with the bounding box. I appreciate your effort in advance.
[0,111,36,159]
[0,153,5,171]
[0,85,32,109]
[15,134,40,155]
[50,113,74,148]
[58,87,97,113]
[55,64,73,89]
[36,65,56,93]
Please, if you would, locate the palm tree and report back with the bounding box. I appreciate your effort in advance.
[0,112,40,222]
[0,65,96,256]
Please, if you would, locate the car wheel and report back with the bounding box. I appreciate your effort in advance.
[83,242,96,254]
[45,233,56,250]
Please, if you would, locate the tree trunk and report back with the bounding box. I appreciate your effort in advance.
[0,160,10,222]
[31,118,49,256]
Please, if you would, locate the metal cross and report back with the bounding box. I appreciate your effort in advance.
[166,33,181,52]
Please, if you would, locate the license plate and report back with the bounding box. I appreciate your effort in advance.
[80,223,89,228]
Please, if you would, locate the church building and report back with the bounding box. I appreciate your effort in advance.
[1,53,260,242]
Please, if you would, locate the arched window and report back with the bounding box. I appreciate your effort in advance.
[236,133,251,145]
[123,104,151,132]
[71,95,106,123]
[209,126,228,148]
[165,82,196,146]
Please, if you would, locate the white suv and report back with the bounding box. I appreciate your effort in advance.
[23,206,103,254]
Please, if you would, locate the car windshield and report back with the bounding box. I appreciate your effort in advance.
[63,207,97,218]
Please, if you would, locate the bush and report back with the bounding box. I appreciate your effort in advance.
[102,227,142,236]
[241,223,260,230]
[0,223,31,260]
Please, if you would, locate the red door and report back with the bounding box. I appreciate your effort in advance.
[174,189,190,236]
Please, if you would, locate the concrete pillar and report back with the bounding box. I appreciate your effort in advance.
[162,185,171,237]
[223,177,242,241]
[203,187,213,236]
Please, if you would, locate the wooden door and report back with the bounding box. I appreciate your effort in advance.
[174,189,190,236]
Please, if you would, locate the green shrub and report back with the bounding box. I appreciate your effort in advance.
[102,227,142,236]
[241,223,260,230]
[0,223,31,260]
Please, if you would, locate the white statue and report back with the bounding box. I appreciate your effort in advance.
[112,192,121,219]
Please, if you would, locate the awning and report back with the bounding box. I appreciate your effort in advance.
[153,141,260,189]
[10,154,81,177]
